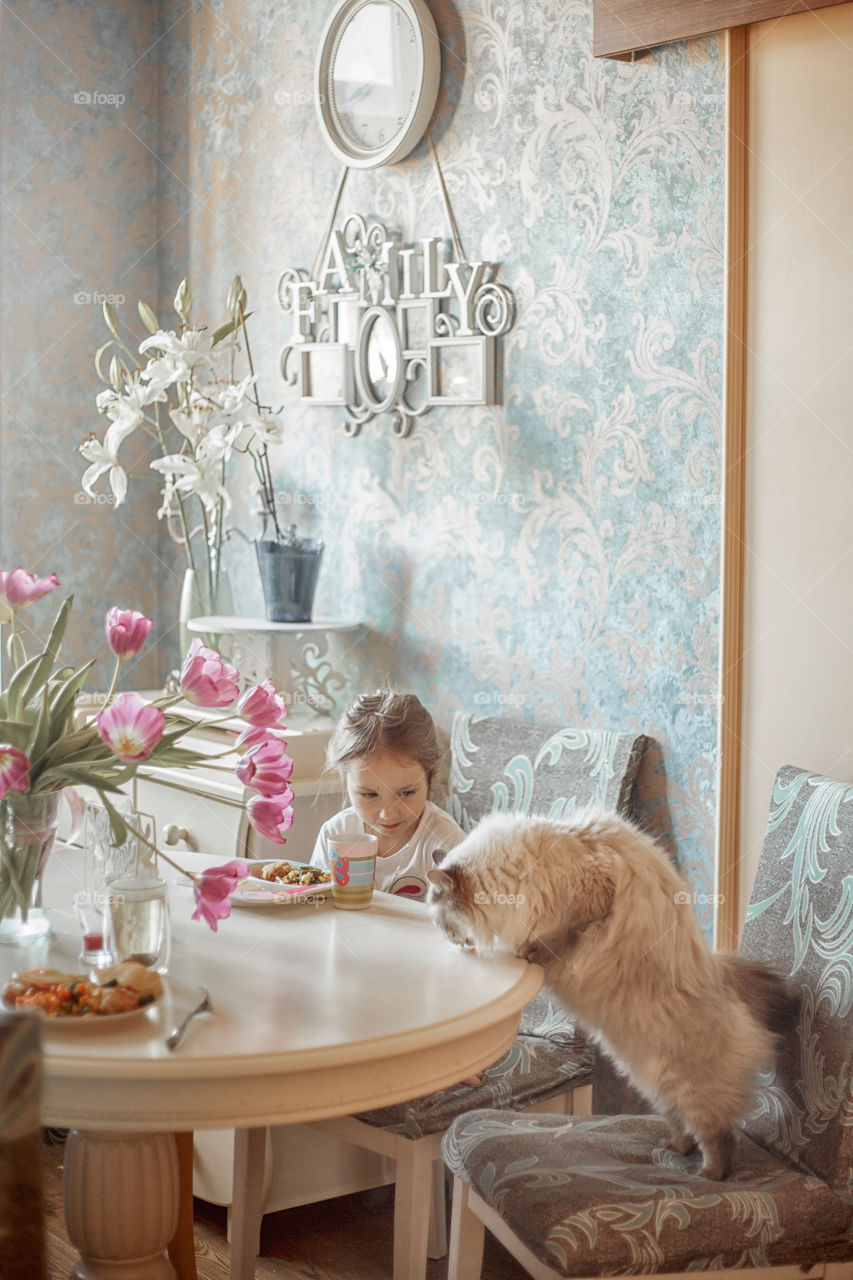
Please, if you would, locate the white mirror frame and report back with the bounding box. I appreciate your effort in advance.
[314,0,441,168]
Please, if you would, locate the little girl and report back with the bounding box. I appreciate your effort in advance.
[310,690,464,901]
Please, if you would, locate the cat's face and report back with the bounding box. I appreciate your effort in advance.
[426,862,479,948]
[426,824,532,952]
[427,812,618,956]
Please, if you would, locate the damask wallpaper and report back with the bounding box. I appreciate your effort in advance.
[0,1,186,690]
[0,1,725,923]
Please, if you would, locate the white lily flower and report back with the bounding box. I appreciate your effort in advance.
[80,418,134,505]
[169,400,216,448]
[96,379,161,429]
[210,374,256,417]
[151,453,230,517]
[197,421,243,465]
[140,353,192,398]
[140,328,214,371]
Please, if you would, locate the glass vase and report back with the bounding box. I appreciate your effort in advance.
[0,791,61,946]
[178,566,234,660]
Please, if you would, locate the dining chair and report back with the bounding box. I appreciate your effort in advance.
[440,762,853,1280]
[0,1008,46,1280]
[305,714,650,1280]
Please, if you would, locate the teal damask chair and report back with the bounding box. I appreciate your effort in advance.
[306,713,649,1280]
[441,763,853,1280]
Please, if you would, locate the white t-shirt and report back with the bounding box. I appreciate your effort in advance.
[310,801,465,902]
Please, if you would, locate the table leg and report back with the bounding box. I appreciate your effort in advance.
[63,1128,179,1279]
[230,1127,266,1280]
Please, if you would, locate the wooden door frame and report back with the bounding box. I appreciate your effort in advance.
[594,0,849,58]
[716,26,749,951]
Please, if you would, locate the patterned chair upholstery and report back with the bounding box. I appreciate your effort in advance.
[308,715,649,1280]
[0,1009,45,1280]
[441,764,853,1279]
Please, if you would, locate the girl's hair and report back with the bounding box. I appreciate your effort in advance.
[327,690,443,784]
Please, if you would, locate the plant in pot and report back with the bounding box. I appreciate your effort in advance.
[81,275,290,654]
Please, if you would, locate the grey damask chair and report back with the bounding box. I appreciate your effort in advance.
[442,763,853,1280]
[307,714,649,1280]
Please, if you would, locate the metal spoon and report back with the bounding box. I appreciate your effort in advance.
[165,987,211,1051]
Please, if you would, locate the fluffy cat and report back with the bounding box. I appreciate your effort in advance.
[426,809,797,1180]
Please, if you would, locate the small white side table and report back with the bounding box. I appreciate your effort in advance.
[189,616,363,715]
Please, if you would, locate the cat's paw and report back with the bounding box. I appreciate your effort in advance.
[517,936,548,964]
[460,1073,483,1087]
[698,1131,734,1180]
[666,1134,696,1156]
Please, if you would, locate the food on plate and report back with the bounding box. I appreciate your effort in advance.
[2,961,163,1019]
[252,860,331,886]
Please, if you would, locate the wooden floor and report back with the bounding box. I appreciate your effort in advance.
[42,1134,531,1280]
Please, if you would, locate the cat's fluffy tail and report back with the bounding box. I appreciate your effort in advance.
[717,953,800,1038]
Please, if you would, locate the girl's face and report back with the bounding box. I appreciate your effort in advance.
[345,752,429,855]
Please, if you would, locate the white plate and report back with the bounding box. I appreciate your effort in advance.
[231,861,331,908]
[1,989,164,1028]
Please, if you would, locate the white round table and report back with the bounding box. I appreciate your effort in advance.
[32,846,541,1279]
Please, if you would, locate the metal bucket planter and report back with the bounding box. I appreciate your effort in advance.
[255,539,324,623]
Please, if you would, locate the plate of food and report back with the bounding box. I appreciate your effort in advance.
[1,961,164,1026]
[230,860,332,907]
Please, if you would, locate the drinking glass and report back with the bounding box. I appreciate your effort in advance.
[328,832,378,910]
[73,891,110,968]
[105,876,170,974]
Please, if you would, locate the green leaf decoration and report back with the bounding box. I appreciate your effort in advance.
[40,723,100,763]
[6,654,47,723]
[0,719,34,752]
[154,724,206,753]
[47,660,96,730]
[138,299,159,334]
[19,596,74,710]
[211,316,241,346]
[37,764,127,792]
[25,684,53,772]
[146,745,207,766]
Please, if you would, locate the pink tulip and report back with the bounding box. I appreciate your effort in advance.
[234,723,284,753]
[0,745,31,798]
[237,679,287,728]
[235,737,295,797]
[180,637,239,708]
[191,859,249,931]
[97,693,165,762]
[105,607,154,658]
[0,569,59,622]
[247,790,295,844]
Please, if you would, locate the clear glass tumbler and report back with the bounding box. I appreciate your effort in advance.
[73,891,110,968]
[105,876,170,974]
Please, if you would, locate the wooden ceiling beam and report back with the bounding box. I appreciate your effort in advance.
[594,0,851,58]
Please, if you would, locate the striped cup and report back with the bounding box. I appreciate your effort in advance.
[328,833,378,910]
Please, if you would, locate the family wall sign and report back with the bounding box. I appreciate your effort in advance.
[277,213,515,438]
